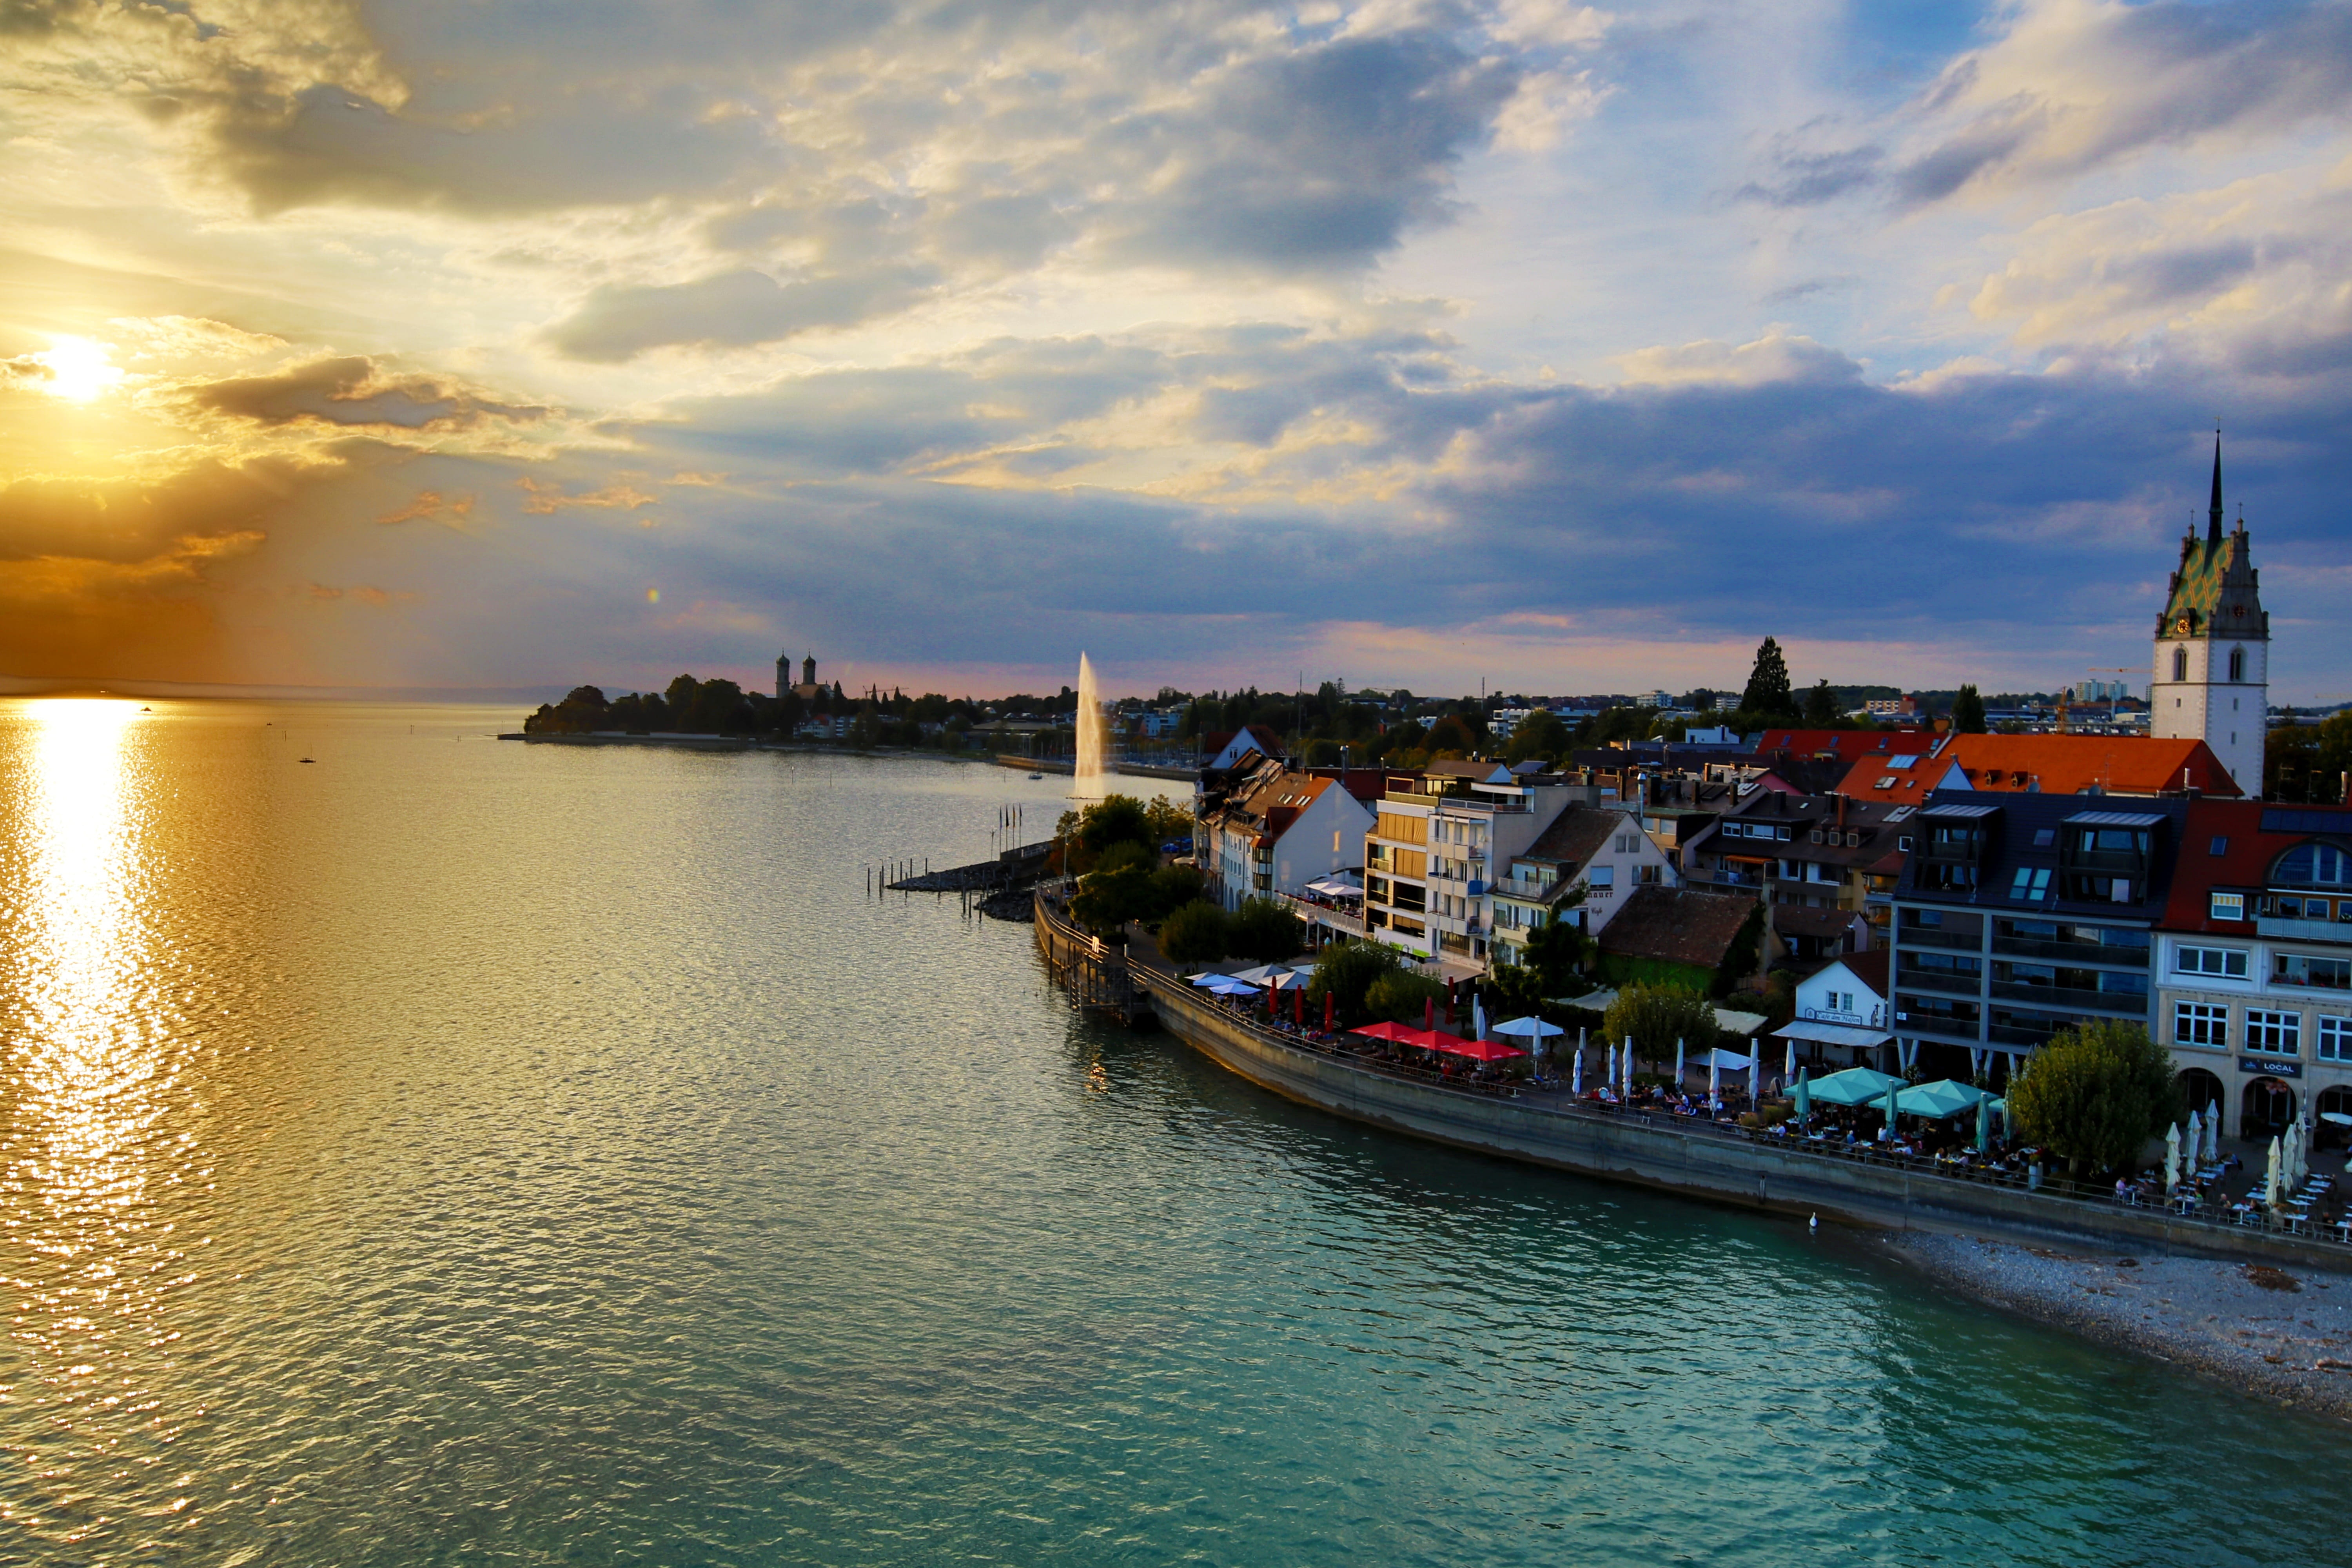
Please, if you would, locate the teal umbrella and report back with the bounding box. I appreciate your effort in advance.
[1795,1066,1810,1124]
[1804,1067,1905,1107]
[1882,1078,1900,1142]
[1895,1080,1989,1118]
[1974,1095,1991,1153]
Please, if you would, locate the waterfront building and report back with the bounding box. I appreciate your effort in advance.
[1681,790,1913,953]
[1195,757,1376,912]
[1774,951,1894,1072]
[1887,790,2189,1079]
[1834,732,2241,806]
[1360,760,1580,969]
[1487,802,1682,965]
[1198,726,1287,770]
[2152,438,2269,800]
[2155,799,2352,1143]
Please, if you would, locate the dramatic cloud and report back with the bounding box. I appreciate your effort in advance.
[1,0,2349,699]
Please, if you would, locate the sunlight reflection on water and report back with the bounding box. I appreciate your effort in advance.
[2,701,203,1544]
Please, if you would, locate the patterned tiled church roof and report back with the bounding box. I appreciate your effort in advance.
[2155,438,2267,641]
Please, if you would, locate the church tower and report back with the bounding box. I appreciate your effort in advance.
[2152,435,2269,797]
[776,648,791,701]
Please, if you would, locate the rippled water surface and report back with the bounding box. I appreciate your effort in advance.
[2,697,2346,1566]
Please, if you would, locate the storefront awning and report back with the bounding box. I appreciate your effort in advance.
[1771,1019,1894,1050]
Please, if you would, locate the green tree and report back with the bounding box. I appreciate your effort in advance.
[1070,847,1157,934]
[1802,679,1838,727]
[1602,982,1722,1060]
[683,677,750,734]
[1951,684,1987,734]
[664,673,701,717]
[1146,862,1205,918]
[1141,797,1195,848]
[1521,903,1591,994]
[1158,900,1231,964]
[1227,897,1305,962]
[1740,637,1794,717]
[1307,938,1405,1025]
[1365,969,1447,1025]
[1505,710,1570,765]
[2006,1020,2179,1176]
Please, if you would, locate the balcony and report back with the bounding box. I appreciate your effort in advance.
[1896,969,1984,999]
[2260,915,2352,944]
[1987,1022,2061,1049]
[1897,928,1983,952]
[1991,935,2149,964]
[1467,878,1486,898]
[1989,981,2149,1014]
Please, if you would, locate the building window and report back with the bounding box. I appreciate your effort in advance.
[2275,953,2352,992]
[2175,1002,2229,1049]
[2210,891,2245,921]
[2246,1009,2302,1055]
[2009,866,2051,901]
[2210,837,2229,857]
[2174,945,2249,979]
[1589,866,1614,887]
[1637,864,1662,885]
[2173,647,2188,682]
[2229,647,2245,681]
[2319,1016,2352,1062]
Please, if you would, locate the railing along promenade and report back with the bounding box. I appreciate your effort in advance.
[1038,892,2352,1264]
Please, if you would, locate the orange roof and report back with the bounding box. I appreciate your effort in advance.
[1834,734,2243,804]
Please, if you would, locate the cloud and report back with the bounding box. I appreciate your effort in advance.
[1894,0,2352,205]
[1735,145,1882,208]
[545,267,936,361]
[183,356,550,433]
[1612,331,1863,388]
[1101,32,1519,271]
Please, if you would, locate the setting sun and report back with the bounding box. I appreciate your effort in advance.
[31,336,124,403]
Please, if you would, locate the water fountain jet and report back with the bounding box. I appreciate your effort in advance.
[1073,652,1109,797]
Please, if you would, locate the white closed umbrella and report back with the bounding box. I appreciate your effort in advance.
[1674,1037,1685,1093]
[1623,1038,1635,1094]
[2266,1136,2283,1208]
[1783,1039,1795,1082]
[2204,1100,2221,1163]
[1571,1046,1583,1096]
[1473,996,1488,1041]
[2164,1123,2181,1193]
[1708,1055,1721,1110]
[1747,1045,1759,1107]
[2185,1108,2201,1171]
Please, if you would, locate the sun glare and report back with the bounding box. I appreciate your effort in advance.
[33,335,125,402]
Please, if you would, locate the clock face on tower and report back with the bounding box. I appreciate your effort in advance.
[2175,616,2192,633]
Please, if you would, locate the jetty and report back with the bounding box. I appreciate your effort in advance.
[1034,887,2352,1269]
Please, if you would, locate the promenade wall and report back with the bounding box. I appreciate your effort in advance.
[1034,895,2352,1270]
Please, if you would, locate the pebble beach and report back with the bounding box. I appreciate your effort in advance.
[1889,1229,2352,1418]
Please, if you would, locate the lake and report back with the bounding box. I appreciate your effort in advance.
[0,697,2339,1566]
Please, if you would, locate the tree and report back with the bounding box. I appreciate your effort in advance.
[1505,710,1570,765]
[1802,679,1838,727]
[682,677,750,734]
[1740,637,1794,717]
[1146,862,1205,917]
[1070,848,1158,934]
[1951,684,1987,734]
[1423,714,1477,755]
[1227,897,1304,962]
[2006,1020,2179,1176]
[665,673,701,717]
[1307,939,1405,1025]
[1521,903,1590,993]
[1158,900,1230,964]
[1141,797,1195,848]
[1365,969,1447,1024]
[1602,982,1722,1059]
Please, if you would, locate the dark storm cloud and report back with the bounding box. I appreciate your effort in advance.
[0,458,305,564]
[1101,32,1518,270]
[187,356,550,431]
[546,267,939,361]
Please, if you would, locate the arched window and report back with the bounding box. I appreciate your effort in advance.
[2272,842,2352,890]
[2172,646,2188,682]
[2228,646,2245,682]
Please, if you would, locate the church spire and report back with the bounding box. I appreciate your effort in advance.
[2207,429,2224,543]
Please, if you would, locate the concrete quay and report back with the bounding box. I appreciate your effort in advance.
[1033,891,2352,1272]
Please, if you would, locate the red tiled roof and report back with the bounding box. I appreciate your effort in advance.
[1597,886,1757,969]
[2162,799,2352,935]
[1835,734,2243,804]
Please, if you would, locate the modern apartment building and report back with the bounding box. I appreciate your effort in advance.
[1682,789,1913,953]
[1361,760,1578,968]
[1887,792,2187,1080]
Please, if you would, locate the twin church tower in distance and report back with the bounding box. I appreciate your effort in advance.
[2152,437,2269,797]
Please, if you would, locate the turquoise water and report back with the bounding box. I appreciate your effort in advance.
[0,698,2340,1566]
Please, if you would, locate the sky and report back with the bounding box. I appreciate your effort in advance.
[2,0,2348,703]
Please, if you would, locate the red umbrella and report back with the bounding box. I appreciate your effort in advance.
[1353,1021,1417,1043]
[1324,991,1334,1031]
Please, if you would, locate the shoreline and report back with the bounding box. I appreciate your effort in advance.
[1884,1229,2352,1419]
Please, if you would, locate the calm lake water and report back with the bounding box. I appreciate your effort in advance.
[0,697,2344,1566]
